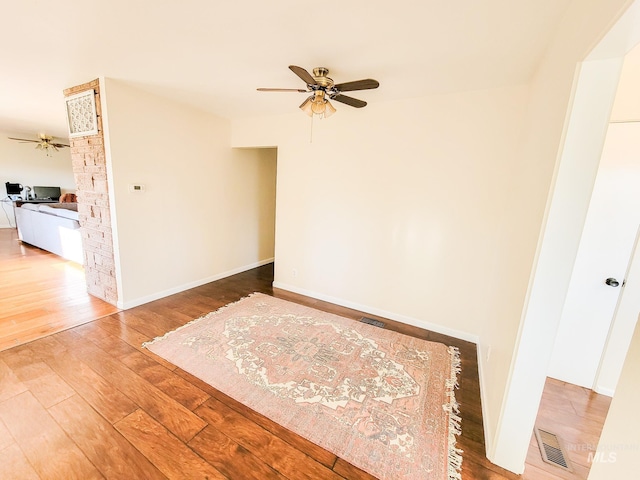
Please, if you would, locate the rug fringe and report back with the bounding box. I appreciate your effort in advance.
[141,292,261,349]
[445,346,463,480]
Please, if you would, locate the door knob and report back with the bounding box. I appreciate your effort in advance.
[605,277,620,287]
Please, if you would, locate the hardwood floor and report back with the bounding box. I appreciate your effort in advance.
[0,245,610,479]
[523,378,611,480]
[0,228,119,352]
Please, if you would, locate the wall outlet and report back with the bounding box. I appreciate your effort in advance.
[292,268,298,278]
[128,184,146,193]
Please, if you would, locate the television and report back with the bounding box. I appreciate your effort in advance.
[5,182,22,195]
[33,186,61,201]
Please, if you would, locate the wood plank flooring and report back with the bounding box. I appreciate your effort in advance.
[0,229,119,352]
[0,232,610,479]
[522,378,611,480]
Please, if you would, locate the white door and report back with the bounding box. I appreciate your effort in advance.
[595,227,640,395]
[547,122,640,390]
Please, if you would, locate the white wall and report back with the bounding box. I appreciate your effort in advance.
[232,0,635,474]
[233,83,531,459]
[101,79,276,308]
[587,317,640,479]
[0,133,74,228]
[234,85,529,344]
[610,38,640,121]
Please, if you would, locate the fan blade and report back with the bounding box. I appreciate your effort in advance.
[257,88,308,92]
[332,94,367,108]
[8,137,38,143]
[334,79,379,92]
[289,65,317,86]
[51,143,70,148]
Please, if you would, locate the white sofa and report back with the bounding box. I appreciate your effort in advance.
[15,203,83,264]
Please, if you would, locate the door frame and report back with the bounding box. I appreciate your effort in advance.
[489,1,640,471]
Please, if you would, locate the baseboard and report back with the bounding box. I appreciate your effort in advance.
[593,385,615,397]
[118,257,274,310]
[272,281,479,344]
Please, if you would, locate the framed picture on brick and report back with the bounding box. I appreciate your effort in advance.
[65,90,99,138]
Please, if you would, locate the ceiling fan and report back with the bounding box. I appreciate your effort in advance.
[8,133,70,156]
[258,65,380,118]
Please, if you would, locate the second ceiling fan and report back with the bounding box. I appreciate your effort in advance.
[258,65,379,118]
[8,133,69,157]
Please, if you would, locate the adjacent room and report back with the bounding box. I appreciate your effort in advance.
[1,1,639,479]
[0,133,121,349]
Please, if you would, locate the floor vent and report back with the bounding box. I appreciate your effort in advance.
[360,317,385,328]
[534,427,572,472]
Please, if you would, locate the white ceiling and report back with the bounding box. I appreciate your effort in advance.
[0,0,572,139]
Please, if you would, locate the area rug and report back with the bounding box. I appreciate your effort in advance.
[143,293,462,480]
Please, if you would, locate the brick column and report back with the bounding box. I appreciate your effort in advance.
[63,79,118,306]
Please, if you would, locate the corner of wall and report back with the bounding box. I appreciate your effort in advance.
[63,78,119,306]
[97,76,124,305]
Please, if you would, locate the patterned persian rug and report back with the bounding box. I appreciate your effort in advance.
[144,293,462,480]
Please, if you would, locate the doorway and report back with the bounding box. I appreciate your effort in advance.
[546,27,640,403]
[490,0,640,472]
[548,118,640,394]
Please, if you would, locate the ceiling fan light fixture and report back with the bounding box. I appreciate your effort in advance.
[300,96,314,117]
[260,66,379,121]
[311,99,326,115]
[299,91,335,119]
[324,99,336,118]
